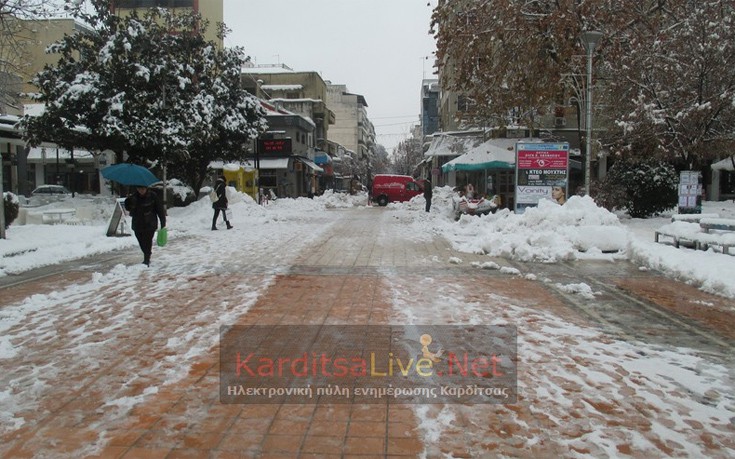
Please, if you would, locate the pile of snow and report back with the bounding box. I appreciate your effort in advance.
[239,190,369,213]
[2,186,734,298]
[433,196,627,262]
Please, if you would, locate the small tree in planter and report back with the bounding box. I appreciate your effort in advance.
[3,192,19,228]
[596,158,678,218]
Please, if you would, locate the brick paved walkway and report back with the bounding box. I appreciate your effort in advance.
[1,208,733,458]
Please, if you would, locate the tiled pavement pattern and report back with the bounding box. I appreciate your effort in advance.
[1,208,734,458]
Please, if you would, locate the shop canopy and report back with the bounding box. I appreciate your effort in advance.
[441,143,515,172]
[297,156,324,173]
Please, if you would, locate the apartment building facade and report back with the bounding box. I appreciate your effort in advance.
[110,0,223,47]
[241,64,335,155]
[326,83,375,161]
[421,79,440,137]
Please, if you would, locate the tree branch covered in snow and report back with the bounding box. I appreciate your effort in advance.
[19,0,268,192]
[603,0,735,166]
[431,0,735,166]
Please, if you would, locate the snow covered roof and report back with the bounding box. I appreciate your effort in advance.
[424,134,523,158]
[241,64,296,74]
[441,142,516,172]
[259,100,294,116]
[296,156,324,173]
[0,115,20,133]
[262,84,303,91]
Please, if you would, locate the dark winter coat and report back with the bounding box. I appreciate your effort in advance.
[423,180,433,198]
[125,188,166,232]
[213,179,228,210]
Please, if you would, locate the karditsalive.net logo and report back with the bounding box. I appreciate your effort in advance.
[220,325,517,404]
[234,332,504,378]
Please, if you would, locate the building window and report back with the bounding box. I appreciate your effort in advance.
[457,95,470,113]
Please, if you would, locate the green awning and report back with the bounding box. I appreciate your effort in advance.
[442,161,515,172]
[441,144,516,173]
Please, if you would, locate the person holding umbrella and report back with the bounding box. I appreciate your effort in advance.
[125,185,166,266]
[102,163,167,266]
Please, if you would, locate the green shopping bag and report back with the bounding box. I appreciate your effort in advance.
[156,227,168,247]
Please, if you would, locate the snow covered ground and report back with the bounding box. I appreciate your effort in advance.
[1,187,734,457]
[2,186,734,295]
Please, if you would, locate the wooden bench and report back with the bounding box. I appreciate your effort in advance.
[671,213,719,223]
[698,218,735,254]
[700,217,735,232]
[654,229,697,249]
[655,219,735,255]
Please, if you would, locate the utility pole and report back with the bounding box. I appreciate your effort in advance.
[161,84,168,208]
[582,30,603,196]
[0,147,6,239]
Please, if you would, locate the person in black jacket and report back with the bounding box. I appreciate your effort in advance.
[125,186,166,266]
[423,179,433,213]
[212,175,233,230]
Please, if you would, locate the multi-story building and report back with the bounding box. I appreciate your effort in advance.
[2,1,225,195]
[241,63,335,157]
[236,64,338,197]
[5,19,94,111]
[326,83,375,161]
[0,18,98,196]
[110,0,223,48]
[420,79,440,138]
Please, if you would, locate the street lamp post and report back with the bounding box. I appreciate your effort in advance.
[0,149,5,239]
[582,30,603,196]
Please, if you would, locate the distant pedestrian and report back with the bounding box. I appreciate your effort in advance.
[423,179,433,212]
[125,185,166,266]
[212,175,233,230]
[465,183,475,199]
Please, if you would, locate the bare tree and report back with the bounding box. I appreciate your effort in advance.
[431,0,735,167]
[0,0,82,113]
[391,138,423,176]
[602,0,735,167]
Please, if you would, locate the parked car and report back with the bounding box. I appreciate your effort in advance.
[31,185,71,198]
[151,179,197,207]
[371,174,425,206]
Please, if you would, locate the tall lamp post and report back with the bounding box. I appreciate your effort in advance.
[0,150,5,239]
[582,30,603,196]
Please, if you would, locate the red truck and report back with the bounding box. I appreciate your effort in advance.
[371,174,425,206]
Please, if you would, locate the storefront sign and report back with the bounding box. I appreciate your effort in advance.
[258,139,292,156]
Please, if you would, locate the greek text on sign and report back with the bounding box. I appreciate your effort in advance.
[517,150,568,169]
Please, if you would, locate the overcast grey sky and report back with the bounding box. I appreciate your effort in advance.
[222,0,438,152]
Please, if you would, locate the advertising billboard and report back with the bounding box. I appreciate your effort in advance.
[514,142,570,214]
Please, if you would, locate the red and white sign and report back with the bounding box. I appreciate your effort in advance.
[517,150,568,170]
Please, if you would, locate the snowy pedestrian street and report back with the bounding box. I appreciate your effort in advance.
[1,198,734,458]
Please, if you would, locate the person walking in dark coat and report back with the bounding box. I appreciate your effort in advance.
[423,179,433,212]
[212,175,233,230]
[125,186,166,266]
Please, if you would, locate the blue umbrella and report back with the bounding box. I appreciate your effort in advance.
[101,163,159,187]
